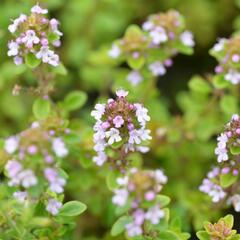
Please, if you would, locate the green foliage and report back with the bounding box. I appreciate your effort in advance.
[33,98,51,120]
[59,201,87,217]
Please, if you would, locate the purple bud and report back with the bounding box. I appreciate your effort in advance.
[226,131,232,138]
[232,54,240,63]
[215,65,223,73]
[16,37,22,44]
[49,130,55,136]
[27,145,38,155]
[132,52,140,59]
[168,32,175,40]
[102,121,110,129]
[128,104,134,110]
[41,18,48,24]
[127,123,134,131]
[164,59,173,67]
[45,155,54,163]
[145,191,156,201]
[41,38,49,46]
[221,167,230,175]
[236,129,240,135]
[233,169,239,176]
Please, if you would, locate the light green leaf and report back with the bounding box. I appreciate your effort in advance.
[111,216,132,236]
[33,98,51,120]
[59,201,87,217]
[220,173,238,188]
[63,91,87,111]
[25,53,41,68]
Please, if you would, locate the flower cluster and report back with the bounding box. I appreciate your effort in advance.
[200,114,240,212]
[112,168,168,237]
[199,167,227,203]
[215,114,240,163]
[108,10,194,86]
[91,90,151,170]
[3,120,69,215]
[8,4,62,67]
[211,35,240,85]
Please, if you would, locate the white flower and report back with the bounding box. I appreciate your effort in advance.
[93,152,107,166]
[112,188,128,206]
[209,185,226,203]
[36,46,59,66]
[46,199,62,215]
[13,191,28,203]
[229,195,240,212]
[8,14,27,33]
[4,136,19,154]
[116,89,129,98]
[52,138,68,158]
[232,114,239,121]
[7,41,19,56]
[48,53,59,66]
[138,128,152,141]
[5,160,22,178]
[215,147,228,162]
[180,31,195,47]
[108,44,121,58]
[22,30,40,48]
[134,103,150,126]
[142,21,154,31]
[136,146,150,153]
[155,170,168,184]
[18,169,38,188]
[50,18,63,36]
[116,176,129,186]
[149,61,166,76]
[145,205,165,224]
[125,222,143,237]
[91,104,105,120]
[113,115,124,128]
[129,130,141,144]
[31,4,48,14]
[127,71,143,86]
[150,26,168,45]
[105,128,122,145]
[49,177,66,193]
[225,69,240,85]
[213,38,226,52]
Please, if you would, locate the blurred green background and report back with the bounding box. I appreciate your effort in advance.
[1,0,240,239]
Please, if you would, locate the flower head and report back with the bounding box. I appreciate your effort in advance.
[91,90,151,170]
[8,4,62,67]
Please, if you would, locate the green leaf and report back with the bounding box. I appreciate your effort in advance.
[48,32,60,43]
[220,173,238,188]
[33,98,51,120]
[157,230,179,240]
[212,74,230,89]
[174,41,194,55]
[223,214,234,228]
[127,55,145,70]
[106,170,120,191]
[52,63,67,75]
[111,216,132,236]
[63,91,87,111]
[220,95,238,115]
[25,53,41,68]
[188,76,211,94]
[196,231,210,240]
[156,195,171,207]
[59,201,87,217]
[230,146,240,155]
